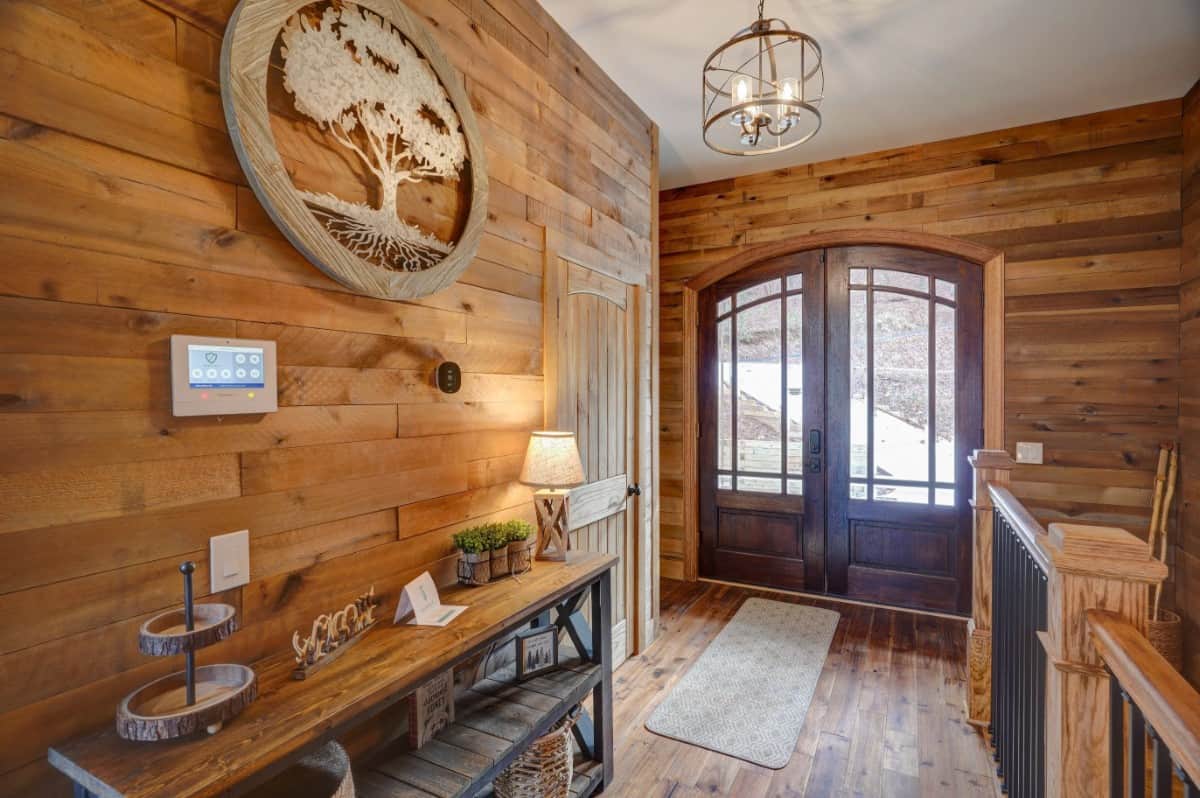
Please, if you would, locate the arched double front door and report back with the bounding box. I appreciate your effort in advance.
[698,245,983,613]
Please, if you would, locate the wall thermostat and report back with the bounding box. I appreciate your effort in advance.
[435,361,461,394]
[170,335,278,417]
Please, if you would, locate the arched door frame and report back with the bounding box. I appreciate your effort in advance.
[678,229,1004,582]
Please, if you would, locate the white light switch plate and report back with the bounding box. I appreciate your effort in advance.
[210,529,250,592]
[1015,441,1044,465]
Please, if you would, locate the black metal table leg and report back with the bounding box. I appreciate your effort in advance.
[592,568,614,790]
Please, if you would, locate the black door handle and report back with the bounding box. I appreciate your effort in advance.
[627,483,642,497]
[809,429,822,455]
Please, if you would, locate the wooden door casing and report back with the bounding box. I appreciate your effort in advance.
[549,258,637,665]
[695,245,983,614]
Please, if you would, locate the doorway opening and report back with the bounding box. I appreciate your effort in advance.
[697,245,985,614]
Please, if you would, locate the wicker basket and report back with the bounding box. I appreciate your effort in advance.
[509,538,535,576]
[491,545,511,578]
[1147,609,1183,673]
[457,551,491,586]
[494,707,579,798]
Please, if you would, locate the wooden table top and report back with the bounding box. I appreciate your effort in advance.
[49,552,617,798]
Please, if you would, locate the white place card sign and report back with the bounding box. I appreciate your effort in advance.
[394,571,466,627]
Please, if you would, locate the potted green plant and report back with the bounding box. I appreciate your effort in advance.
[489,523,511,578]
[453,526,491,586]
[503,520,536,575]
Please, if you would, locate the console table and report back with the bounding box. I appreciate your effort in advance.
[49,552,617,798]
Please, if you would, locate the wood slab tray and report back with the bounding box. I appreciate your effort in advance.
[116,664,257,742]
[139,604,238,656]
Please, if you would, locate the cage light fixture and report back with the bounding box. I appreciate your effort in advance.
[703,0,824,156]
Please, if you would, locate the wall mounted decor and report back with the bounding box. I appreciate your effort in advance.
[291,586,379,679]
[117,562,257,741]
[221,0,488,300]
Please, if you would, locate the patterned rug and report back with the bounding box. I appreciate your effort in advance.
[645,598,840,769]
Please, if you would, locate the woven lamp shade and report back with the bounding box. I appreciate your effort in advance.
[519,431,585,489]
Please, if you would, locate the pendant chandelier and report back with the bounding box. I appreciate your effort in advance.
[702,0,824,156]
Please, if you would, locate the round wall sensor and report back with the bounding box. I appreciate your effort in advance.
[435,361,462,394]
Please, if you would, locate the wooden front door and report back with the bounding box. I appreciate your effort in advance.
[548,257,638,664]
[698,246,982,614]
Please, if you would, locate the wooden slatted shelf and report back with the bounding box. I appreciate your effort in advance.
[357,659,601,798]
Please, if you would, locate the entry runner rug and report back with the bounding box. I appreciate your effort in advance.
[645,598,839,768]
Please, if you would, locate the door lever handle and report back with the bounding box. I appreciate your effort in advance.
[809,429,822,455]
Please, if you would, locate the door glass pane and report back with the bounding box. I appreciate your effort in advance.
[936,279,956,300]
[786,294,804,478]
[875,269,929,293]
[737,476,782,493]
[787,478,804,495]
[787,273,804,291]
[874,484,928,503]
[849,289,868,479]
[873,292,929,486]
[935,303,956,485]
[849,268,868,286]
[718,317,733,471]
[736,299,782,476]
[717,297,732,316]
[850,482,867,500]
[736,278,781,307]
[718,474,733,490]
[936,488,955,506]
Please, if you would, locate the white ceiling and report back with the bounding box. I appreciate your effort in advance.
[538,0,1200,189]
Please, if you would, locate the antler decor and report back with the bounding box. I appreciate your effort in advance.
[292,587,379,680]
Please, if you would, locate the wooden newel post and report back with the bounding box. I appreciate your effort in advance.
[1038,523,1167,798]
[966,448,1014,726]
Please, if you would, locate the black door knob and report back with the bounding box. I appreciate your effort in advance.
[627,483,642,497]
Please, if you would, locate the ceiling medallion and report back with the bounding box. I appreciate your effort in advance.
[702,0,824,157]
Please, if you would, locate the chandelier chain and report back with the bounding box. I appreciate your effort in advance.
[757,0,765,20]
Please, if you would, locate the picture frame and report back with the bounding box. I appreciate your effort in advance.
[514,627,559,682]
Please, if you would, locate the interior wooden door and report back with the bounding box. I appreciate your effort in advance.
[825,246,983,614]
[698,252,825,592]
[549,258,637,666]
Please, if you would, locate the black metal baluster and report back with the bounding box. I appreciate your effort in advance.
[1149,727,1172,798]
[1109,672,1124,798]
[1127,701,1145,798]
[1035,569,1047,798]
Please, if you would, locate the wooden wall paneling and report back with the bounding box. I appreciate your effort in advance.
[0,0,654,791]
[658,100,1185,584]
[1179,78,1200,685]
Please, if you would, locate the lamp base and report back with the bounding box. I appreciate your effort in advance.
[533,490,570,561]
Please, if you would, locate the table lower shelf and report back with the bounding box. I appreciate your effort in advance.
[355,660,601,798]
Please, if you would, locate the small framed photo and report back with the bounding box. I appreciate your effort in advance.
[515,626,559,681]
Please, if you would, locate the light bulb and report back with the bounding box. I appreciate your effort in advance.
[731,76,753,125]
[777,77,800,129]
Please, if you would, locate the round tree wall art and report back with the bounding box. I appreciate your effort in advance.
[221,0,488,300]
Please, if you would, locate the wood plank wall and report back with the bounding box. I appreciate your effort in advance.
[1179,79,1200,684]
[0,0,654,793]
[659,101,1184,582]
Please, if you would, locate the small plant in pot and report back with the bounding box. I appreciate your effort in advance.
[503,520,536,575]
[489,524,511,578]
[453,527,491,586]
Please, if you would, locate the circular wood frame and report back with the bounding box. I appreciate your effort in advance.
[221,0,489,301]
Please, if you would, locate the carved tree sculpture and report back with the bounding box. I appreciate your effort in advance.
[280,4,468,272]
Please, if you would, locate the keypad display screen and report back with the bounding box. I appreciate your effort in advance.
[187,344,266,389]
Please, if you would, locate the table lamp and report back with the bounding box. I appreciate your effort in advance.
[519,431,585,561]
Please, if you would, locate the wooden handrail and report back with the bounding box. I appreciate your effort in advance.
[988,483,1051,574]
[1087,609,1200,787]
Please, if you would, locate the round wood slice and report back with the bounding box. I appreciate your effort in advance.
[116,664,257,742]
[139,603,237,656]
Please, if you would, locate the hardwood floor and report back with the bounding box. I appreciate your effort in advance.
[606,579,1000,797]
